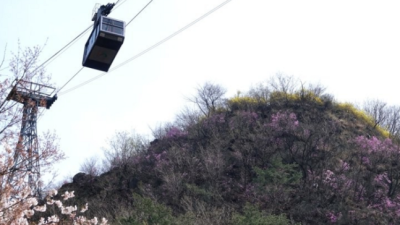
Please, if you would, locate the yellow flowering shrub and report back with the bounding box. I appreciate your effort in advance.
[295,89,324,105]
[336,102,389,138]
[228,96,261,110]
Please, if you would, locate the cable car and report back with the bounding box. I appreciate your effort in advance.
[83,3,125,72]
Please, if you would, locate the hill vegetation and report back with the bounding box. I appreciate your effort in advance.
[46,75,400,224]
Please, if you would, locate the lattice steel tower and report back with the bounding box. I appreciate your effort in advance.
[6,80,57,198]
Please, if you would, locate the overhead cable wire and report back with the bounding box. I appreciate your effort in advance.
[20,25,93,82]
[37,66,83,121]
[2,0,124,78]
[48,0,129,95]
[4,0,128,116]
[37,0,129,121]
[13,0,125,82]
[59,0,232,96]
[113,0,129,11]
[38,26,92,68]
[126,0,153,26]
[55,67,84,95]
[0,24,92,111]
[24,0,125,79]
[56,0,154,95]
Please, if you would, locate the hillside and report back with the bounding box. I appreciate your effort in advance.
[43,78,400,224]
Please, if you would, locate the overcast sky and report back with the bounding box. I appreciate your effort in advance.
[1,0,400,184]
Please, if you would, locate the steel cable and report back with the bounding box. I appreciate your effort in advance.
[59,0,232,95]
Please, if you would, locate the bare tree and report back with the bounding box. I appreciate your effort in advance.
[268,73,298,94]
[0,44,53,144]
[0,44,67,224]
[306,82,327,97]
[0,44,63,186]
[0,44,7,70]
[362,101,400,138]
[382,105,400,138]
[103,130,148,170]
[80,156,102,176]
[363,99,388,128]
[150,122,170,140]
[248,82,271,102]
[174,106,202,129]
[189,82,226,117]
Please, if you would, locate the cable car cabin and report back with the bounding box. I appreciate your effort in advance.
[83,16,125,72]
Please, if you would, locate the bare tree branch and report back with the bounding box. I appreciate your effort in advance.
[188,82,226,117]
[363,99,388,128]
[0,44,7,70]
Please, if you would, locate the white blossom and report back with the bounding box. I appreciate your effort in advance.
[26,197,38,207]
[48,189,58,197]
[100,217,108,225]
[80,203,88,213]
[54,200,63,208]
[48,215,60,223]
[34,204,46,212]
[23,209,34,218]
[89,217,98,224]
[62,191,75,200]
[61,205,77,215]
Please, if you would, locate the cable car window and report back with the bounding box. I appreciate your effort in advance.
[102,17,123,27]
[113,21,124,27]
[101,23,123,35]
[103,18,111,24]
[114,27,123,34]
[104,26,123,35]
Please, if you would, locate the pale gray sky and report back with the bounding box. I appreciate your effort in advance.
[1,0,400,183]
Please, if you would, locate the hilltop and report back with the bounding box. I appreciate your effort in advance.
[43,76,400,224]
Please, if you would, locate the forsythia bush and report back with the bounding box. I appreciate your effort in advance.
[337,102,390,138]
[228,96,261,111]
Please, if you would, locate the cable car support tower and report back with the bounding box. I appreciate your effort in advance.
[6,80,57,198]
